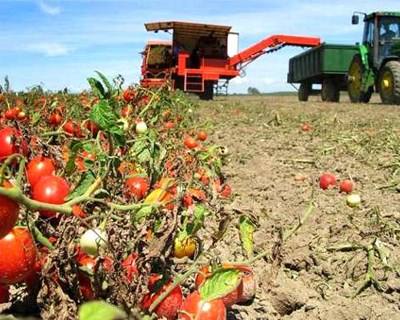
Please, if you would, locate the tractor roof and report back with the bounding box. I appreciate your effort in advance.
[144,21,232,38]
[365,11,400,20]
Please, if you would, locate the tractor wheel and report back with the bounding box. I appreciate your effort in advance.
[347,55,373,103]
[298,83,311,101]
[378,61,400,104]
[199,81,214,100]
[321,79,340,102]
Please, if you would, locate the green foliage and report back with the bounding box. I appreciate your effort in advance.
[239,216,256,258]
[89,100,125,145]
[199,269,241,301]
[247,86,261,95]
[78,301,127,320]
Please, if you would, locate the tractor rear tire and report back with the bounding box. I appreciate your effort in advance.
[321,79,340,102]
[298,83,311,101]
[199,82,214,100]
[347,55,373,103]
[378,61,400,104]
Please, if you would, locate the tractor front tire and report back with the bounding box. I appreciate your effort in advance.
[321,79,340,102]
[378,61,400,104]
[298,83,311,102]
[347,55,373,103]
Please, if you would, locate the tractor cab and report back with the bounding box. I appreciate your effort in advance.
[353,12,400,67]
[349,11,400,104]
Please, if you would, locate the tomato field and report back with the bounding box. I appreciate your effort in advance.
[1,78,400,320]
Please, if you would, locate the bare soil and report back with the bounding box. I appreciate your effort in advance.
[195,94,400,320]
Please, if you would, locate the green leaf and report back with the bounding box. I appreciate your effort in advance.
[66,171,96,201]
[133,205,154,223]
[239,216,256,258]
[95,71,114,96]
[199,269,241,302]
[131,138,152,164]
[87,78,106,99]
[65,141,84,175]
[78,300,127,320]
[185,204,208,235]
[89,100,125,145]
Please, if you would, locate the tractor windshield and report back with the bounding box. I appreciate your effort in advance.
[378,16,400,58]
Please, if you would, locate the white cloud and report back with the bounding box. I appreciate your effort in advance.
[37,0,61,16]
[27,42,71,56]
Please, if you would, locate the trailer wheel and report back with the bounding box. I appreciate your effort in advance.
[347,55,372,103]
[378,61,400,104]
[298,83,311,101]
[321,79,340,102]
[199,82,214,100]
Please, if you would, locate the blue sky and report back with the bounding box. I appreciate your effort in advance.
[0,0,398,93]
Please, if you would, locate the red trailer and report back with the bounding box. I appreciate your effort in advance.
[141,21,320,99]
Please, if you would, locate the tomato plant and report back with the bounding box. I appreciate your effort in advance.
[0,227,37,284]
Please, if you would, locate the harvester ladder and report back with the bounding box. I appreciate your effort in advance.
[184,72,204,92]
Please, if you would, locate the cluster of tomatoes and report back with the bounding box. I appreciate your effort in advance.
[0,83,251,319]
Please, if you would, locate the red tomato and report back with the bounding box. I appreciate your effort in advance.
[141,276,183,320]
[0,284,9,303]
[301,123,311,132]
[319,173,336,190]
[120,105,132,118]
[0,227,37,284]
[184,136,198,149]
[63,120,77,136]
[26,156,55,187]
[72,205,87,218]
[164,121,175,130]
[339,180,353,194]
[220,184,232,198]
[0,127,28,160]
[84,120,99,135]
[0,181,19,239]
[178,291,226,320]
[122,253,139,283]
[48,112,63,126]
[125,176,149,201]
[32,176,70,218]
[123,89,136,103]
[5,108,18,120]
[75,151,96,172]
[78,272,95,300]
[77,254,96,271]
[197,131,208,141]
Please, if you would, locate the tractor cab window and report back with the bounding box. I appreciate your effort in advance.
[363,20,374,46]
[378,16,400,59]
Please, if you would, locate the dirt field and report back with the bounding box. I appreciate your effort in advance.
[195,94,400,320]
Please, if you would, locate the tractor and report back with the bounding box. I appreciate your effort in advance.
[348,11,400,104]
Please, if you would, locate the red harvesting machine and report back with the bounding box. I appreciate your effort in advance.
[140,21,320,99]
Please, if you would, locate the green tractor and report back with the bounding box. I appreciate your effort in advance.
[348,11,400,104]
